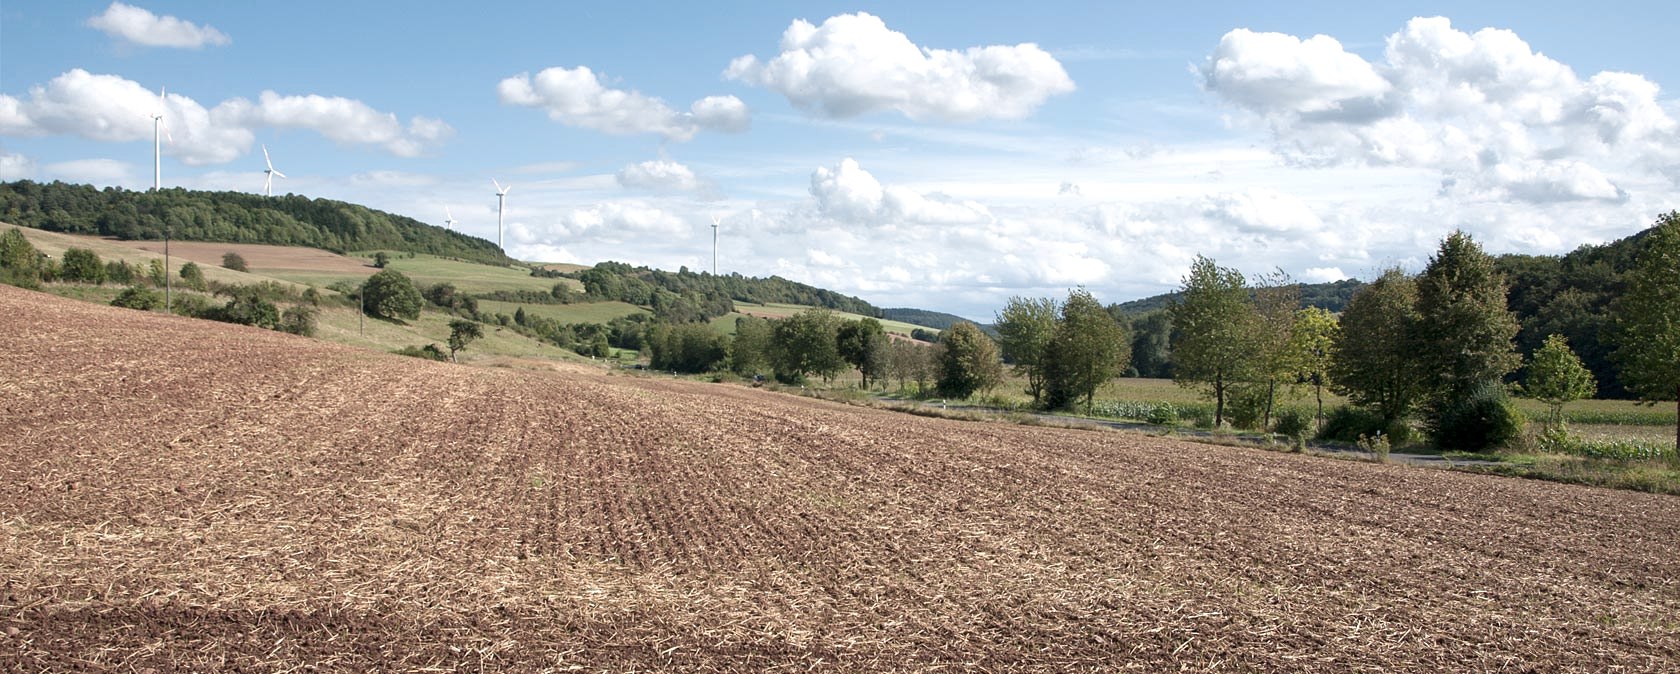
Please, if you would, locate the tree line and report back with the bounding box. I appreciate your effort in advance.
[1157,216,1679,451]
[0,180,512,266]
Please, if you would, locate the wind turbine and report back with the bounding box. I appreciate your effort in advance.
[146,86,173,313]
[443,205,457,230]
[491,178,512,251]
[262,145,286,196]
[710,215,720,276]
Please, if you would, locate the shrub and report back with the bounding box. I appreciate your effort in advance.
[1357,432,1391,462]
[1274,408,1313,440]
[278,305,317,336]
[169,293,214,318]
[59,247,106,284]
[111,285,162,311]
[0,228,44,288]
[221,251,248,272]
[1319,406,1386,443]
[206,286,280,329]
[393,344,448,361]
[104,260,138,284]
[1431,380,1527,452]
[179,261,208,291]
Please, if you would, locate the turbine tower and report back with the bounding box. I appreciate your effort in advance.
[443,206,457,230]
[149,87,171,191]
[491,178,512,251]
[710,215,720,276]
[262,145,287,196]
[147,86,173,313]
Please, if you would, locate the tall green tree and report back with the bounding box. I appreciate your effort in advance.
[836,318,890,389]
[1330,268,1424,424]
[1521,334,1596,429]
[1289,306,1340,428]
[1412,231,1522,405]
[936,321,1003,400]
[1170,255,1254,427]
[729,315,773,376]
[362,268,423,321]
[993,296,1060,404]
[1610,211,1680,450]
[1042,288,1130,412]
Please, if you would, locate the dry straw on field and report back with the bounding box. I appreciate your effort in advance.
[2,284,1677,671]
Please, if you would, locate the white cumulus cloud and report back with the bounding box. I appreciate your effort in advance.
[498,66,749,141]
[810,158,993,226]
[0,149,36,180]
[617,159,702,192]
[727,12,1074,121]
[87,2,230,49]
[1201,17,1680,203]
[0,70,451,164]
[218,91,453,157]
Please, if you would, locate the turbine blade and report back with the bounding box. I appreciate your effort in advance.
[264,173,272,193]
[445,205,453,219]
[491,178,503,193]
[502,185,512,195]
[161,123,173,144]
[272,170,286,179]
[263,145,273,169]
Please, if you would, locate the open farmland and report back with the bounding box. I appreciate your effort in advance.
[2,284,1678,671]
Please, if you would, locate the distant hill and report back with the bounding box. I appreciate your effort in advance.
[882,307,972,331]
[0,180,513,267]
[1112,278,1365,315]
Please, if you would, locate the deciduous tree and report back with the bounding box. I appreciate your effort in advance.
[837,318,890,389]
[362,268,423,321]
[994,296,1060,405]
[1522,334,1596,429]
[936,321,1002,400]
[448,319,484,362]
[1042,289,1129,412]
[1289,306,1340,428]
[1413,231,1522,404]
[1331,268,1423,424]
[1170,255,1254,427]
[1611,211,1680,451]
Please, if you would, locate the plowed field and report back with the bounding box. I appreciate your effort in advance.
[2,284,1677,671]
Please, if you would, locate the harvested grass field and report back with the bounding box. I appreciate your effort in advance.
[3,284,1679,671]
[477,298,649,324]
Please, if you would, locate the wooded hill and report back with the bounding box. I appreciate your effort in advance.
[883,307,973,331]
[568,261,883,318]
[0,180,513,266]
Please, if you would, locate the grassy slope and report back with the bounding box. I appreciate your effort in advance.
[477,299,648,324]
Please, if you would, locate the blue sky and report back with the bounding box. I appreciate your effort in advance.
[3,2,1677,319]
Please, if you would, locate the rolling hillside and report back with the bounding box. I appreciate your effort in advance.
[0,180,513,266]
[3,283,1677,670]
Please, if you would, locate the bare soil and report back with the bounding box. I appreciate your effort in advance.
[2,284,1677,671]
